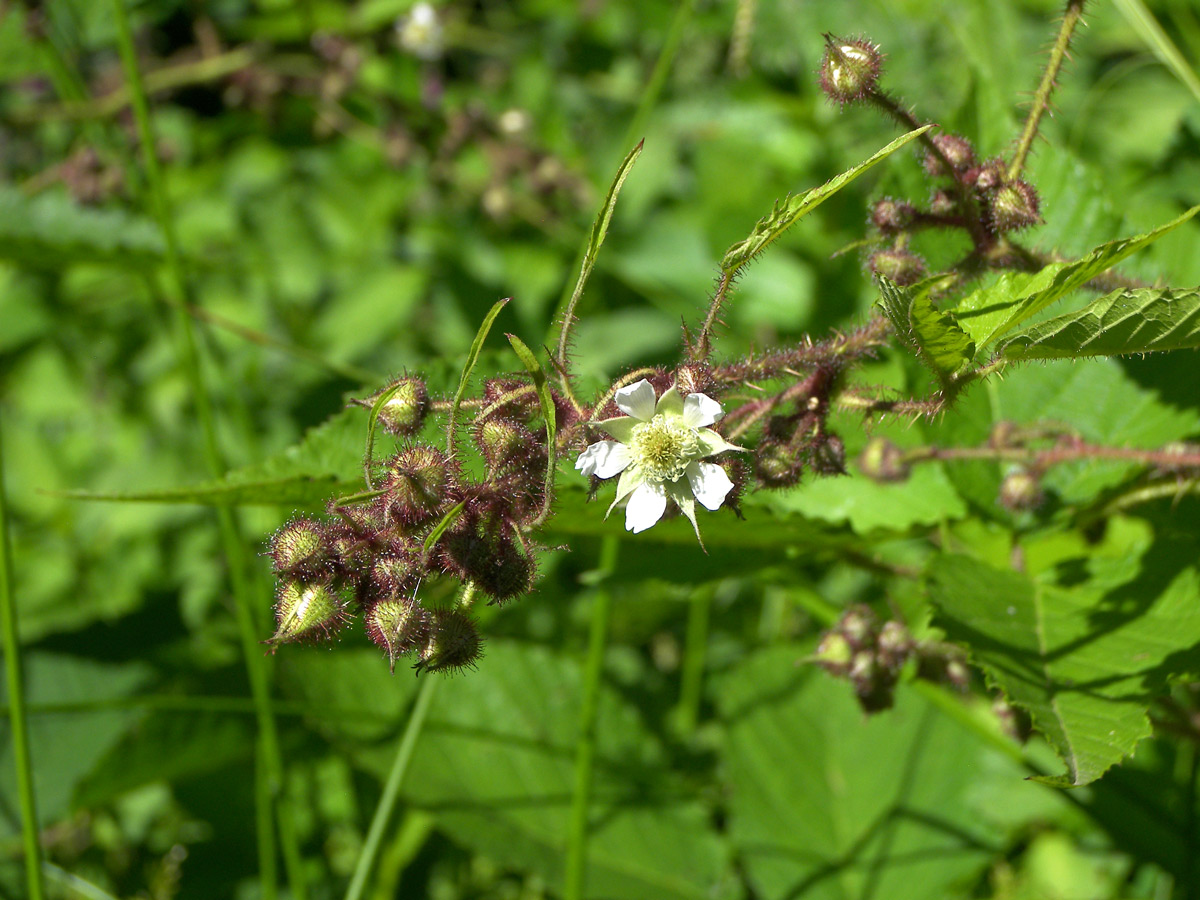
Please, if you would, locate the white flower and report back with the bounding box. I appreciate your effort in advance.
[397,2,443,60]
[575,379,743,541]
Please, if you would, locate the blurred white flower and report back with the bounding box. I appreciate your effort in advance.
[575,379,742,541]
[397,2,443,60]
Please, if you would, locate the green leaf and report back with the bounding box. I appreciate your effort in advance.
[0,186,165,269]
[391,641,731,900]
[928,552,1200,786]
[999,287,1200,360]
[719,126,932,276]
[977,204,1200,347]
[717,645,1020,900]
[877,277,975,381]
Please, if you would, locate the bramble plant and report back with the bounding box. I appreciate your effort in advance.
[5,1,1200,899]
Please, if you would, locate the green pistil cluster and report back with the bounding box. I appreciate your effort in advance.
[630,415,700,482]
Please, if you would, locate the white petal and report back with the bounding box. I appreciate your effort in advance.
[686,461,733,511]
[575,441,632,479]
[682,393,723,428]
[625,481,667,533]
[614,379,657,421]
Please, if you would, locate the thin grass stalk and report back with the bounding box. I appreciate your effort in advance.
[676,585,712,737]
[343,675,440,900]
[107,4,304,898]
[564,536,620,900]
[0,418,45,900]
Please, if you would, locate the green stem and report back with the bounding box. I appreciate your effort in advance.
[564,536,619,900]
[0,418,44,900]
[343,675,439,900]
[108,5,303,899]
[1007,0,1086,181]
[676,585,712,737]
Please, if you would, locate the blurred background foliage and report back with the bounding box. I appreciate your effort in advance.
[1,0,1199,898]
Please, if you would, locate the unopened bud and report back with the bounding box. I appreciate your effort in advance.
[474,416,537,472]
[416,609,483,674]
[483,378,538,422]
[999,468,1043,512]
[366,597,431,672]
[858,437,910,483]
[673,363,714,397]
[838,605,877,650]
[987,180,1041,233]
[929,190,957,216]
[361,377,429,437]
[754,440,803,489]
[813,631,854,676]
[383,445,457,525]
[970,160,1005,193]
[270,580,347,645]
[923,133,975,176]
[818,35,883,104]
[877,620,913,669]
[868,248,925,286]
[470,535,538,604]
[870,198,914,234]
[810,434,847,476]
[269,518,329,576]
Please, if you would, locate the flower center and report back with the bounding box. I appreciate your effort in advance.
[630,415,699,482]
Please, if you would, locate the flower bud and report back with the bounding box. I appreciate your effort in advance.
[673,362,715,397]
[754,440,804,489]
[929,190,957,217]
[987,180,1041,233]
[270,579,348,645]
[870,198,914,234]
[416,609,483,674]
[922,133,975,176]
[812,631,853,676]
[363,551,421,604]
[810,434,847,476]
[818,35,883,105]
[877,620,913,670]
[483,377,538,423]
[969,159,1005,193]
[999,468,1044,512]
[383,445,458,525]
[868,248,925,286]
[858,437,910,483]
[268,518,330,576]
[359,377,429,437]
[366,596,431,672]
[838,605,877,650]
[474,415,538,472]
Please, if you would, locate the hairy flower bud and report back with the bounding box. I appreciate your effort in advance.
[923,133,975,176]
[416,609,483,674]
[269,518,330,576]
[673,362,715,397]
[869,248,926,286]
[818,35,883,104]
[970,159,1005,193]
[987,180,1041,233]
[483,377,538,423]
[929,190,957,217]
[474,415,538,472]
[366,596,431,672]
[838,605,877,650]
[754,440,804,489]
[858,437,910,483]
[812,631,853,676]
[870,198,915,234]
[810,434,847,476]
[999,468,1044,512]
[383,445,457,525]
[270,579,348,645]
[360,377,429,437]
[877,620,913,671]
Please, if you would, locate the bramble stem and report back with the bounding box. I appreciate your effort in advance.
[564,536,619,900]
[693,270,735,361]
[109,5,303,898]
[0,418,44,900]
[1008,0,1087,181]
[343,675,439,900]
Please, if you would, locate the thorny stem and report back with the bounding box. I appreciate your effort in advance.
[694,270,736,361]
[865,91,992,250]
[1008,0,1088,181]
[902,441,1200,470]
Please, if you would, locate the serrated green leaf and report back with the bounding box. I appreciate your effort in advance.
[877,277,974,381]
[717,645,1019,900]
[719,126,932,276]
[928,553,1200,786]
[978,204,1200,347]
[0,186,165,268]
[999,287,1200,360]
[390,641,731,900]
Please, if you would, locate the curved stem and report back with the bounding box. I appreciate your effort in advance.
[0,418,44,900]
[1008,0,1087,181]
[343,675,439,900]
[564,536,619,900]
